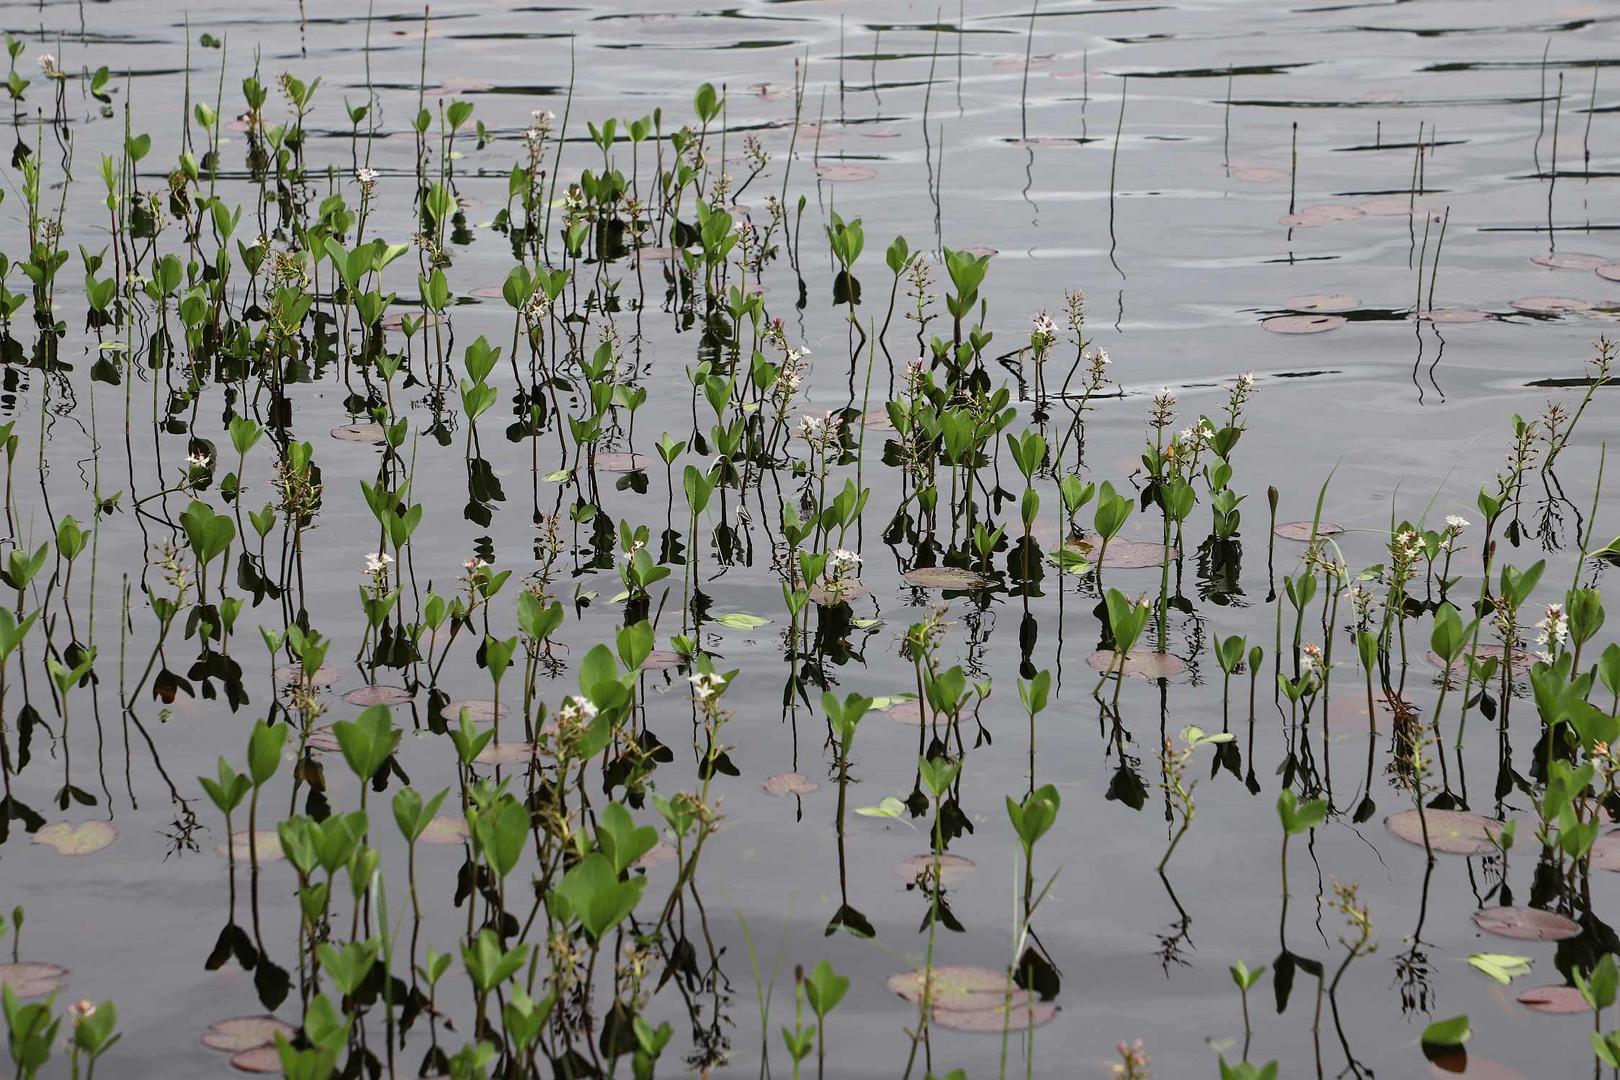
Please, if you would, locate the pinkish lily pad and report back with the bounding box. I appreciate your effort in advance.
[201,1016,297,1053]
[1509,296,1594,315]
[1067,536,1173,569]
[1418,308,1493,323]
[1273,520,1343,542]
[32,821,116,856]
[330,423,385,444]
[217,830,285,862]
[475,741,541,766]
[808,581,870,606]
[903,566,992,590]
[1472,907,1581,941]
[0,963,68,999]
[1532,252,1609,270]
[763,772,818,796]
[817,163,877,182]
[419,815,470,845]
[1280,204,1365,228]
[896,853,975,883]
[1386,809,1504,854]
[1231,166,1287,183]
[230,1045,285,1073]
[447,699,508,724]
[593,452,648,473]
[1086,649,1187,679]
[887,966,1011,1010]
[1262,314,1346,334]
[275,664,340,688]
[1596,263,1620,283]
[342,684,413,707]
[932,1000,1057,1032]
[1516,985,1588,1014]
[1287,293,1358,312]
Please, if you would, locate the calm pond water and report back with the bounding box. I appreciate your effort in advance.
[1,0,1619,1077]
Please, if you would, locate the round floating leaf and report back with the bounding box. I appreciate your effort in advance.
[886,966,1011,1010]
[32,821,116,856]
[230,1045,284,1073]
[1231,165,1287,183]
[1287,293,1358,312]
[1509,295,1595,315]
[447,699,508,724]
[1516,984,1588,1014]
[218,830,285,863]
[896,853,975,883]
[808,581,870,606]
[1596,263,1620,283]
[1086,649,1187,679]
[1588,829,1620,871]
[1425,644,1534,676]
[816,163,877,182]
[932,1000,1056,1032]
[1273,520,1343,542]
[274,664,339,688]
[636,841,677,869]
[341,684,413,707]
[201,1015,297,1053]
[1427,1052,1525,1079]
[903,566,992,590]
[0,962,68,999]
[1262,314,1346,334]
[1359,196,1443,218]
[419,815,470,845]
[304,727,340,754]
[1531,252,1609,270]
[1066,536,1173,569]
[1279,204,1365,227]
[380,310,444,332]
[1385,809,1504,854]
[641,650,683,671]
[475,740,541,766]
[763,772,818,796]
[885,699,940,726]
[593,452,648,473]
[635,246,678,262]
[330,423,385,445]
[1417,308,1493,324]
[1471,907,1581,941]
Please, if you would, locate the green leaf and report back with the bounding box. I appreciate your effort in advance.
[1467,953,1532,986]
[1421,1015,1471,1047]
[713,612,771,630]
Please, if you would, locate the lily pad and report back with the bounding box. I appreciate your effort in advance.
[1531,252,1609,270]
[1425,644,1534,676]
[303,727,341,753]
[593,452,648,473]
[932,1000,1057,1032]
[1509,295,1594,315]
[808,581,870,606]
[230,1045,285,1073]
[1280,204,1365,228]
[275,664,340,688]
[201,1015,297,1053]
[1417,308,1493,323]
[1587,829,1620,871]
[763,772,818,796]
[1596,263,1620,283]
[896,853,975,882]
[1273,520,1343,542]
[1360,196,1442,219]
[1067,536,1173,569]
[1231,165,1287,183]
[1427,1053,1525,1079]
[218,830,285,863]
[447,699,508,724]
[1516,984,1588,1014]
[1472,906,1581,941]
[475,740,541,766]
[1287,293,1358,312]
[635,246,679,262]
[419,815,470,845]
[636,841,678,869]
[886,966,1012,1010]
[380,310,443,332]
[32,821,116,856]
[1262,314,1345,334]
[816,163,877,182]
[640,650,684,671]
[903,566,992,590]
[1086,649,1187,679]
[0,962,68,999]
[341,684,413,707]
[1385,809,1504,854]
[330,423,386,444]
[885,699,941,726]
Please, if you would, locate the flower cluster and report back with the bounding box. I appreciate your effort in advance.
[688,671,728,702]
[1534,602,1568,657]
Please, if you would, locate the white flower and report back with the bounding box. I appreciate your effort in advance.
[1089,348,1112,366]
[186,451,212,470]
[1535,603,1569,652]
[829,548,862,578]
[37,54,60,78]
[1444,514,1470,533]
[464,557,489,573]
[1237,371,1255,391]
[558,694,598,723]
[357,167,379,189]
[363,551,394,575]
[688,671,728,702]
[620,539,645,564]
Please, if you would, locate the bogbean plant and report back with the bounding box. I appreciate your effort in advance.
[0,33,1617,1077]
